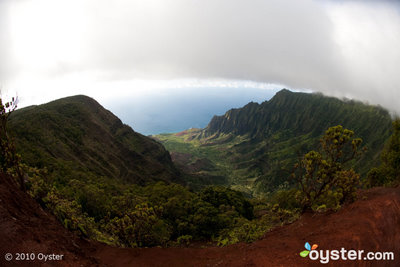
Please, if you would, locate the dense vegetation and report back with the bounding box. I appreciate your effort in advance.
[1,92,398,249]
[28,174,265,247]
[367,119,400,187]
[156,89,393,195]
[0,95,298,247]
[9,95,182,186]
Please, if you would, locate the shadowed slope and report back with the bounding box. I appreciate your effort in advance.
[9,95,182,185]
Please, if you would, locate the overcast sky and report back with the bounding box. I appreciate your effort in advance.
[1,0,400,130]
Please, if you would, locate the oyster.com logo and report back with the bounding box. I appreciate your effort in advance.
[298,241,394,264]
[299,242,318,258]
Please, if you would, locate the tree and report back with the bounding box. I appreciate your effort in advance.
[292,125,363,212]
[199,186,254,220]
[0,96,25,190]
[367,119,400,186]
[0,96,17,169]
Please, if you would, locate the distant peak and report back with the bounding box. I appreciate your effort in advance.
[243,101,259,108]
[57,95,96,103]
[268,89,295,102]
[276,88,292,94]
[43,95,101,108]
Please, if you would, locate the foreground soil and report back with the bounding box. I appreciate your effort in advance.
[1,173,399,266]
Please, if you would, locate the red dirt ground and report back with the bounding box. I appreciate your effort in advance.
[1,172,399,266]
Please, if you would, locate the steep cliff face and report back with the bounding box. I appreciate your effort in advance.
[158,90,393,193]
[9,95,182,185]
[204,89,391,142]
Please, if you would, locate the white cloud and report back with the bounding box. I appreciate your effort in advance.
[1,0,400,114]
[324,1,400,112]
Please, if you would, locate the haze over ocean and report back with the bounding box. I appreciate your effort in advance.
[103,87,279,135]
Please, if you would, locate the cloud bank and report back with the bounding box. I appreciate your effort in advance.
[2,0,400,114]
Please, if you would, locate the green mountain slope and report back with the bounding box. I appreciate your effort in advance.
[9,95,182,185]
[155,89,393,195]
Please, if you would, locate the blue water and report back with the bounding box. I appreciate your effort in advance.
[103,87,279,135]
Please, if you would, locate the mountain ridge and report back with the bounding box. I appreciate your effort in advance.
[9,95,182,185]
[203,89,391,140]
[156,89,393,194]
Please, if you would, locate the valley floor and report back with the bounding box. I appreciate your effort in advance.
[1,173,399,266]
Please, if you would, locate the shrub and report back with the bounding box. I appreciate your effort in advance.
[292,126,363,212]
[106,203,171,247]
[176,235,193,246]
[367,119,400,187]
[199,186,254,219]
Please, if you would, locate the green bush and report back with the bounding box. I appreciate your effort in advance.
[176,235,193,246]
[43,189,101,239]
[367,119,400,187]
[268,188,302,211]
[106,203,171,247]
[366,167,386,187]
[200,186,254,219]
[292,125,363,212]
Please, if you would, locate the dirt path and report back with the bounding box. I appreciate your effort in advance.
[1,172,399,266]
